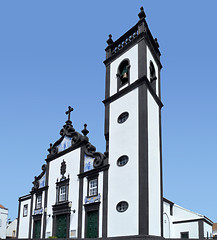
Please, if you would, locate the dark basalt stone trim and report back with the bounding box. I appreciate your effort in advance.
[103,75,163,109]
[30,186,48,194]
[42,161,50,238]
[104,32,162,70]
[159,86,163,235]
[28,194,34,238]
[84,202,100,238]
[138,37,149,235]
[173,218,212,226]
[78,146,85,238]
[16,200,21,238]
[19,194,31,201]
[163,197,174,206]
[78,164,110,178]
[163,198,174,216]
[105,64,110,99]
[102,169,108,238]
[159,65,163,235]
[198,219,204,239]
[104,33,143,66]
[46,140,87,162]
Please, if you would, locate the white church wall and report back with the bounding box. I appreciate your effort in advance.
[173,204,202,221]
[98,171,103,238]
[108,88,139,237]
[110,44,138,96]
[46,148,81,237]
[204,221,212,238]
[18,198,31,238]
[147,46,159,97]
[172,222,199,238]
[81,177,87,238]
[0,207,8,239]
[147,91,161,236]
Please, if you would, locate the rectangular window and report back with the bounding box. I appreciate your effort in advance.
[36,195,42,209]
[181,232,189,239]
[89,179,98,196]
[59,186,66,202]
[23,204,28,217]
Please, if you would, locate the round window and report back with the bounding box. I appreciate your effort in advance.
[117,112,129,124]
[116,201,129,212]
[117,155,128,167]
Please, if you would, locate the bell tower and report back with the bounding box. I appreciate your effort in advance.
[103,7,163,238]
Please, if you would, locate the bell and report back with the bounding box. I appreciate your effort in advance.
[122,72,128,79]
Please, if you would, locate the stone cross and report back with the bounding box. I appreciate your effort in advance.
[65,106,73,121]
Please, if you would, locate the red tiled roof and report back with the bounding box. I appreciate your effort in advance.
[0,204,7,210]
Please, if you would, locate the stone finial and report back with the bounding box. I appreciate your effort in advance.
[82,123,89,136]
[155,38,160,48]
[107,34,113,45]
[138,6,146,19]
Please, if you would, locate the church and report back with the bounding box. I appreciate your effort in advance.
[16,7,213,239]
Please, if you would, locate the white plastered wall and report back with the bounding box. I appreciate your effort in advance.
[0,207,8,239]
[147,90,161,236]
[46,148,80,238]
[173,222,199,238]
[18,198,31,238]
[204,221,212,238]
[108,88,139,237]
[108,43,139,237]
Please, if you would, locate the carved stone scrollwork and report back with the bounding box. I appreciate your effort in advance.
[32,164,47,191]
[84,143,107,169]
[60,160,66,180]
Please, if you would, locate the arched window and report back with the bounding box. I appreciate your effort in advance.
[117,59,130,90]
[149,61,157,92]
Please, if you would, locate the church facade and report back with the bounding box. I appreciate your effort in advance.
[16,7,212,239]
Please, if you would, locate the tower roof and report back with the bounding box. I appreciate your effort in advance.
[104,7,162,69]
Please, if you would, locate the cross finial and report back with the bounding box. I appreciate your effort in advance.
[65,106,74,121]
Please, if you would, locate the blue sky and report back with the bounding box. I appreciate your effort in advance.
[0,1,217,223]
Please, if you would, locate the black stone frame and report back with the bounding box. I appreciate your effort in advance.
[52,202,71,238]
[35,193,42,210]
[117,58,131,92]
[32,214,42,239]
[84,202,100,238]
[23,204,28,217]
[87,174,99,197]
[56,178,69,204]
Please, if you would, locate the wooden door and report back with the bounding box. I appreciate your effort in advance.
[56,214,67,238]
[86,211,98,238]
[33,220,41,239]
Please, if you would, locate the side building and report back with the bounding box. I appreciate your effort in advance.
[0,204,8,239]
[163,198,213,239]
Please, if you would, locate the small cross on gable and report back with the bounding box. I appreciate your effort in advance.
[65,106,74,122]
